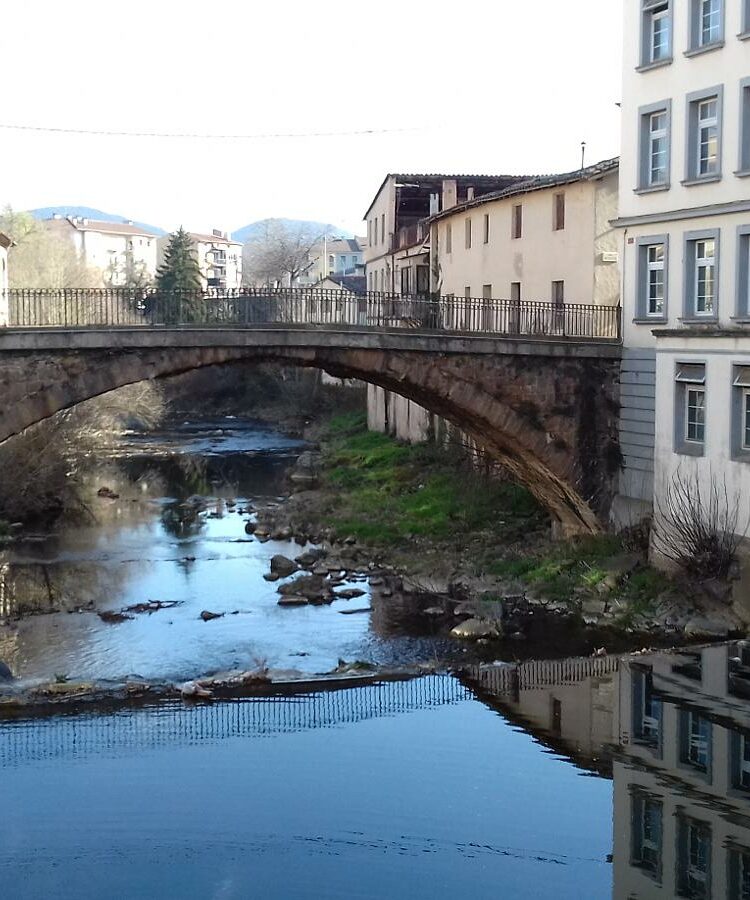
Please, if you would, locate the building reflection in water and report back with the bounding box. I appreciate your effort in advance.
[464,642,750,900]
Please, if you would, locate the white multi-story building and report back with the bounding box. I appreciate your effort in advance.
[176,230,243,291]
[46,215,159,286]
[615,0,750,584]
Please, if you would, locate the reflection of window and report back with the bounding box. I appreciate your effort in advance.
[633,667,662,746]
[728,845,750,899]
[677,816,711,898]
[680,709,712,773]
[631,791,662,880]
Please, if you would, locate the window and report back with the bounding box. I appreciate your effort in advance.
[512,204,522,239]
[684,230,719,319]
[675,363,706,455]
[400,267,410,295]
[553,193,565,230]
[636,236,669,320]
[731,366,750,459]
[446,222,452,254]
[638,102,671,190]
[680,709,712,770]
[640,0,672,67]
[381,214,385,247]
[688,0,723,52]
[483,213,490,244]
[552,280,564,305]
[464,286,471,299]
[743,0,750,36]
[631,791,663,880]
[465,218,472,249]
[676,816,711,899]
[510,282,521,302]
[482,284,492,299]
[685,87,723,183]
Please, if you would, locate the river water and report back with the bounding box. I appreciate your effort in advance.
[2,420,748,899]
[0,418,467,685]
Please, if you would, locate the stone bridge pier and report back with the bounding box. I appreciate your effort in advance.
[0,328,622,535]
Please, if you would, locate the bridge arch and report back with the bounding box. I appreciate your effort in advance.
[0,329,622,535]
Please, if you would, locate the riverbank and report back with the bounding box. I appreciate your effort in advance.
[256,412,746,646]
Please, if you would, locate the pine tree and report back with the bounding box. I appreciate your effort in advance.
[153,227,203,322]
[155,227,202,293]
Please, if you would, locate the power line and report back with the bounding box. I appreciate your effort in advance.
[0,122,423,140]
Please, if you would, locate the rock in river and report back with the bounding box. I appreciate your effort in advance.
[450,618,503,640]
[277,595,310,607]
[0,660,13,681]
[200,610,224,622]
[270,555,297,577]
[334,588,366,600]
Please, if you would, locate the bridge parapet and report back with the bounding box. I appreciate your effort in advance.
[3,287,622,343]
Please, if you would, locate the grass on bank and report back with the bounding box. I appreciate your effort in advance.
[320,413,673,622]
[320,412,546,545]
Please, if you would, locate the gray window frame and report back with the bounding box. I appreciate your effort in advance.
[630,788,663,882]
[731,364,750,461]
[637,100,672,192]
[742,0,750,38]
[465,217,472,250]
[683,228,720,321]
[737,78,750,175]
[635,234,669,322]
[674,361,707,457]
[676,813,712,898]
[483,213,490,244]
[445,222,452,255]
[734,225,750,318]
[684,85,724,185]
[686,0,725,55]
[638,0,673,70]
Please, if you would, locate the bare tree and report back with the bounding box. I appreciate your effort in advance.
[242,220,327,287]
[0,205,101,288]
[652,464,750,579]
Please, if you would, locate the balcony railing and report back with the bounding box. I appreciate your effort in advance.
[1,287,622,341]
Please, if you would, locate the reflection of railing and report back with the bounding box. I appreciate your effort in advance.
[0,675,471,767]
[467,655,621,698]
[2,288,622,341]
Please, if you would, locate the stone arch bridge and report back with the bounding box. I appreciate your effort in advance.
[0,325,622,535]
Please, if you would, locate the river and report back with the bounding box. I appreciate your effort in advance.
[1,419,748,898]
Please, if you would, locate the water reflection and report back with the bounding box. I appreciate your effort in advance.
[466,644,750,899]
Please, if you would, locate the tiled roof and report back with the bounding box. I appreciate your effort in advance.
[188,232,241,246]
[427,157,620,222]
[318,274,366,294]
[65,218,159,237]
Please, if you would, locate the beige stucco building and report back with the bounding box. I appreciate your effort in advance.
[46,215,159,286]
[614,0,750,589]
[429,159,620,307]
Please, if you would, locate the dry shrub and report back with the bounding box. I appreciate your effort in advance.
[0,381,166,523]
[653,465,749,579]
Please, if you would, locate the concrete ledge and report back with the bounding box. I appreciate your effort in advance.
[0,326,622,359]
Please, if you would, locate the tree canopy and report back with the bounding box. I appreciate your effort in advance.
[155,227,202,293]
[243,220,326,287]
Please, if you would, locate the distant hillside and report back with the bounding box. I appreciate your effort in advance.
[232,218,353,244]
[29,206,167,236]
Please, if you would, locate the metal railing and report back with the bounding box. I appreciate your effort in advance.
[1,287,622,341]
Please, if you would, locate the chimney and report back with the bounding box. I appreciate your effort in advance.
[429,193,440,216]
[467,186,475,201]
[126,220,134,226]
[442,179,457,211]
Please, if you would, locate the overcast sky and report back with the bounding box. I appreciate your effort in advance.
[0,1,623,236]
